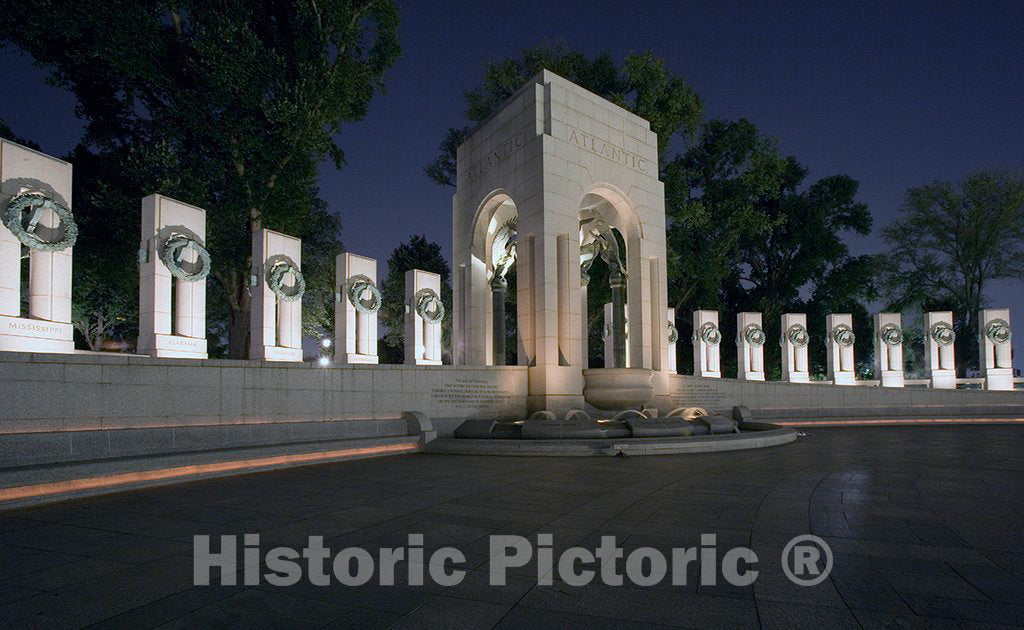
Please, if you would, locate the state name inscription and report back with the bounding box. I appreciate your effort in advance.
[431,378,515,410]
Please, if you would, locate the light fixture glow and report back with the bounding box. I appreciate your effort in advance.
[321,338,332,349]
[318,356,331,367]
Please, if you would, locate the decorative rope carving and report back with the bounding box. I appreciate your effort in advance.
[267,261,305,302]
[742,323,766,347]
[930,321,956,347]
[694,321,721,346]
[347,275,381,314]
[831,323,856,348]
[783,323,809,348]
[2,191,78,251]
[985,318,1012,345]
[414,288,445,323]
[161,235,211,282]
[880,323,904,347]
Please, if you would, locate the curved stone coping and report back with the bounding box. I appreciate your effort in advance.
[0,435,420,508]
[426,423,796,456]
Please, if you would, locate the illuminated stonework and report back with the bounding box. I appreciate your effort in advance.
[0,140,75,353]
[138,194,209,359]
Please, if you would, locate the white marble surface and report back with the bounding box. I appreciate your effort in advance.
[0,140,74,353]
[335,252,379,364]
[138,194,208,359]
[250,228,302,362]
[405,269,442,365]
[452,70,669,413]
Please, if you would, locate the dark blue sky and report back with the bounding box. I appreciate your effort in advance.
[2,1,1023,324]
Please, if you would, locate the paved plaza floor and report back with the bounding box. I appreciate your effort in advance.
[1,426,1024,629]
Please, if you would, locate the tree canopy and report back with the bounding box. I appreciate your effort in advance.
[0,0,401,356]
[880,169,1024,373]
[377,235,453,364]
[672,118,874,376]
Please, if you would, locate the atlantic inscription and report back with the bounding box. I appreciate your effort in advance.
[465,130,526,183]
[567,126,648,173]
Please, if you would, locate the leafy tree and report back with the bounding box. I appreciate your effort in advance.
[0,0,400,357]
[66,145,144,350]
[729,157,873,378]
[664,118,784,370]
[671,119,874,377]
[879,170,1024,373]
[377,235,452,364]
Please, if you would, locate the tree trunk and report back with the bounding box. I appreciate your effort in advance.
[957,308,978,377]
[226,269,252,359]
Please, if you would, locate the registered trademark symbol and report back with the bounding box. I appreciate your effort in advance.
[781,535,833,586]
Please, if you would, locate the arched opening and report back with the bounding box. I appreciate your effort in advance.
[578,186,644,370]
[470,191,519,366]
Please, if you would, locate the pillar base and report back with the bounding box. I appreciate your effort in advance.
[695,371,721,379]
[139,333,207,359]
[410,358,441,366]
[784,373,810,384]
[929,369,956,389]
[339,353,378,365]
[0,315,74,353]
[253,346,302,362]
[833,372,856,386]
[985,368,1013,391]
[879,370,904,388]
[739,373,765,381]
[527,365,584,416]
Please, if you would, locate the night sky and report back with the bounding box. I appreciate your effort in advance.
[2,1,1023,349]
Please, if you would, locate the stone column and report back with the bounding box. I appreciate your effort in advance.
[250,228,303,362]
[579,278,589,368]
[490,275,506,365]
[781,313,810,383]
[666,308,677,373]
[405,269,443,365]
[609,269,626,368]
[692,309,721,378]
[138,194,208,359]
[925,311,956,389]
[517,234,536,367]
[826,313,856,385]
[873,312,904,387]
[335,252,379,364]
[603,302,630,368]
[980,308,1013,390]
[736,312,765,381]
[0,139,75,353]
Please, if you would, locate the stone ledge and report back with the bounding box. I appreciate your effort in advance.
[425,425,796,456]
[0,417,411,467]
[0,435,420,509]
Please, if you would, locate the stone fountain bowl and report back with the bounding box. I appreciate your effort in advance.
[583,368,655,410]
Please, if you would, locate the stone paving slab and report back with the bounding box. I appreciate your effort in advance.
[0,426,1022,628]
